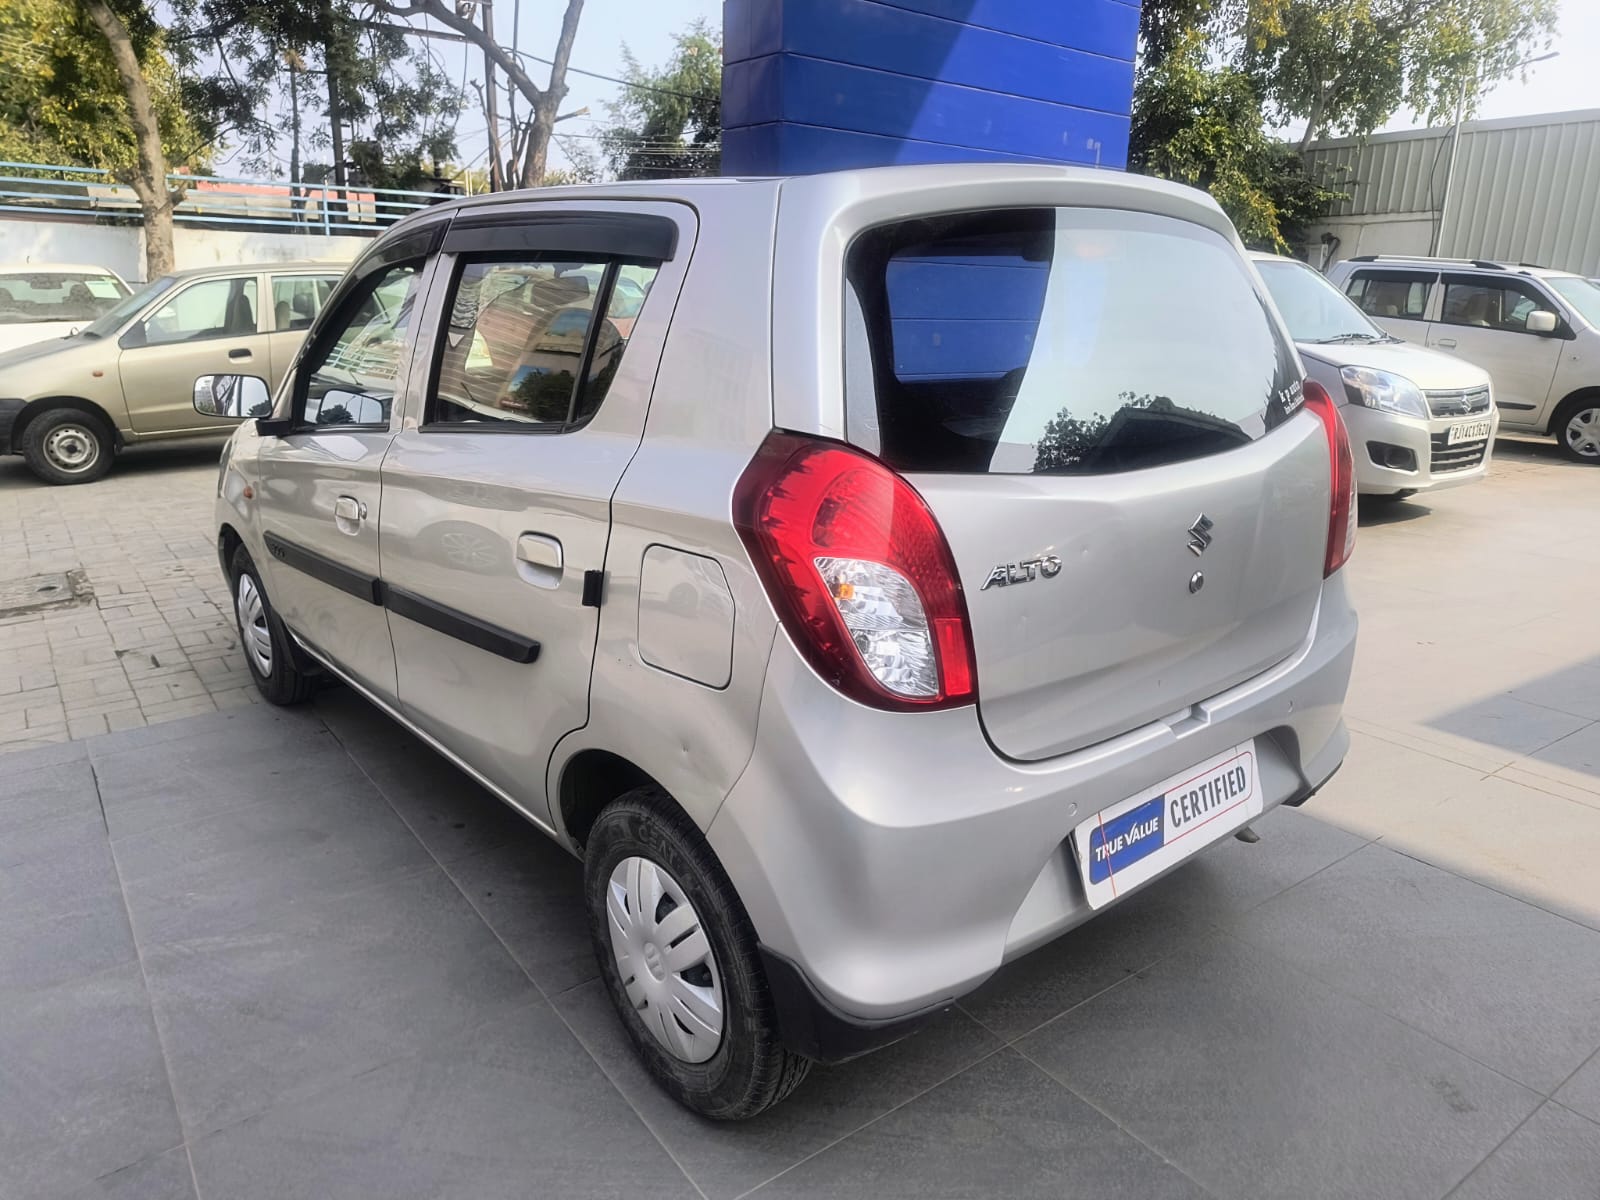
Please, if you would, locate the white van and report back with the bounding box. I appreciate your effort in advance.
[1326,256,1600,463]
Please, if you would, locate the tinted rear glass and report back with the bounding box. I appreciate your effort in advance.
[844,208,1299,475]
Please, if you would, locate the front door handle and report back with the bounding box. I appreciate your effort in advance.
[229,347,253,360]
[1435,337,1457,349]
[333,495,366,535]
[516,533,563,589]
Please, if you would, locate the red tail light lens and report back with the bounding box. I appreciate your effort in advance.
[733,431,977,711]
[1302,380,1356,576]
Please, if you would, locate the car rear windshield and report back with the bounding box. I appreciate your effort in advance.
[0,271,129,325]
[844,207,1300,475]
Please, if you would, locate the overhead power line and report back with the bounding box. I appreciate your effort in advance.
[354,20,718,104]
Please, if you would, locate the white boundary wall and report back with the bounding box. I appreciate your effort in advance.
[0,217,367,282]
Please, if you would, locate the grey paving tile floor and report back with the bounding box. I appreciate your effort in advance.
[5,689,1599,1200]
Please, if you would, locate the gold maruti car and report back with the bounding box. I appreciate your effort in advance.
[0,260,343,484]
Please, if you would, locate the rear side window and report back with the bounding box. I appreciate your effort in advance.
[427,258,659,429]
[1346,270,1431,319]
[271,275,336,331]
[844,208,1299,475]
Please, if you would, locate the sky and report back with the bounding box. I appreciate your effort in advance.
[224,0,1597,180]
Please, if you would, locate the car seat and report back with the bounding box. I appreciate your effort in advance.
[225,289,255,335]
[275,300,293,330]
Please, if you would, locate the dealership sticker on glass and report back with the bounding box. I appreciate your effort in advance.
[1071,742,1261,909]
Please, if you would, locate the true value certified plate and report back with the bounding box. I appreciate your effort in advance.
[1072,742,1262,909]
[1447,419,1493,445]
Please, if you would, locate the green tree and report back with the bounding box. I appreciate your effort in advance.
[167,0,462,190]
[599,20,722,181]
[1130,20,1341,248]
[1240,0,1560,151]
[1,0,228,277]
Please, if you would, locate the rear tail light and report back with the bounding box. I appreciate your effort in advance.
[733,431,977,711]
[1303,380,1357,576]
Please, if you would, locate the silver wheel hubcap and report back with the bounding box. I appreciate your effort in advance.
[1565,407,1600,458]
[606,856,724,1063]
[236,574,272,677]
[44,425,99,473]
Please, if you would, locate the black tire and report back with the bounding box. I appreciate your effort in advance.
[584,788,810,1119]
[21,408,115,485]
[229,545,315,705]
[1551,395,1600,464]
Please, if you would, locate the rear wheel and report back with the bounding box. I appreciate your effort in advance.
[1554,397,1600,463]
[21,408,114,485]
[584,788,810,1119]
[229,545,315,705]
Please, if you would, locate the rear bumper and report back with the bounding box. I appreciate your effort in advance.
[708,572,1358,1029]
[0,399,25,455]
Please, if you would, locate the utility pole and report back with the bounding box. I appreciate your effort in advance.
[481,2,504,191]
[1434,51,1559,256]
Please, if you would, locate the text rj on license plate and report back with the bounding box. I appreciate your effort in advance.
[1448,419,1492,445]
[1071,742,1262,909]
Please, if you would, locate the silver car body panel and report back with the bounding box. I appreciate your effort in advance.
[214,167,1357,1028]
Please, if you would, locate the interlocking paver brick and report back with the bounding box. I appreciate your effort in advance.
[0,444,254,751]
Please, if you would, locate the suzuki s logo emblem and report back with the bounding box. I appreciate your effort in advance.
[981,554,1062,590]
[1187,514,1215,557]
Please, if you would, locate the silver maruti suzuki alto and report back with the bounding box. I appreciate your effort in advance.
[206,165,1358,1119]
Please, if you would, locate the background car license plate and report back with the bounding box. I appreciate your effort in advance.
[1071,743,1261,909]
[1448,419,1492,445]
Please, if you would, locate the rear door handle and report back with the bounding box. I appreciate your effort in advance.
[228,347,253,360]
[516,533,563,589]
[333,495,366,534]
[1435,338,1457,349]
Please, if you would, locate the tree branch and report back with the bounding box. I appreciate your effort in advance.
[368,0,546,108]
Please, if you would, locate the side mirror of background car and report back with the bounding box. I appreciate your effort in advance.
[1526,310,1559,335]
[194,373,271,419]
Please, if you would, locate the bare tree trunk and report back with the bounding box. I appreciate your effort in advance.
[370,0,584,190]
[82,0,177,280]
[518,0,584,188]
[1298,85,1330,154]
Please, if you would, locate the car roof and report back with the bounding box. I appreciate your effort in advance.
[161,259,347,282]
[0,262,126,276]
[1337,255,1583,281]
[387,162,1226,233]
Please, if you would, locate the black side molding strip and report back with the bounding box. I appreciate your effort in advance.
[263,533,541,664]
[384,585,541,664]
[263,532,382,605]
[1495,400,1538,411]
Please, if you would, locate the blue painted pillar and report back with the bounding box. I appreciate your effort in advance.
[721,0,1142,175]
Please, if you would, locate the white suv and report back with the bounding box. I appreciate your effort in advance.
[1326,255,1600,462]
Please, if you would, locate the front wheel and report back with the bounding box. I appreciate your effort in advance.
[1554,398,1600,463]
[229,545,315,705]
[585,788,810,1119]
[21,408,114,485]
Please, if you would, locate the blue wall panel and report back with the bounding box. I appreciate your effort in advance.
[722,0,1141,176]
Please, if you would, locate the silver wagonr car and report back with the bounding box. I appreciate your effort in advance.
[207,166,1358,1118]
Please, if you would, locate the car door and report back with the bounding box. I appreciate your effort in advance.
[265,272,340,389]
[255,231,442,702]
[1342,267,1436,342]
[1427,274,1564,424]
[118,272,271,435]
[378,202,690,824]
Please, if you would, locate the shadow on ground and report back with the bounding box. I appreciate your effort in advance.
[4,687,1599,1200]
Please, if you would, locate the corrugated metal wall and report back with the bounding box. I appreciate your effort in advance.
[1304,110,1600,275]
